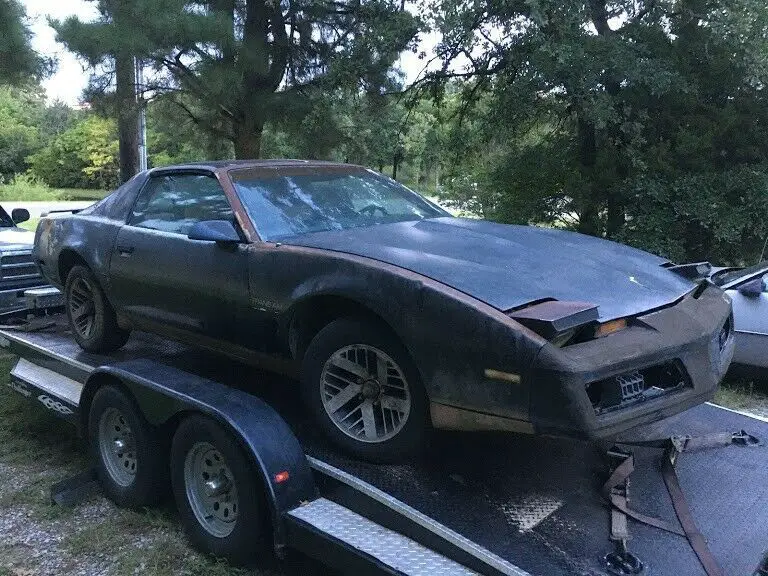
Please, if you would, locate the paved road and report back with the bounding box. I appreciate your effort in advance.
[1,201,95,219]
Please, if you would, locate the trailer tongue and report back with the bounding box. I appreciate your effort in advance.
[2,316,767,576]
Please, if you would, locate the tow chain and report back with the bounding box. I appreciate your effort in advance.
[602,430,760,576]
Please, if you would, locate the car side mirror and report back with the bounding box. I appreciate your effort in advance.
[737,277,765,297]
[187,220,241,244]
[11,208,29,224]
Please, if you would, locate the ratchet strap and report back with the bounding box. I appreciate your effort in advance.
[603,430,759,576]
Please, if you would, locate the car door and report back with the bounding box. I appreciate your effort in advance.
[727,272,768,368]
[108,171,253,343]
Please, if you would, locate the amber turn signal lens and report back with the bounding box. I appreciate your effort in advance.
[274,471,290,483]
[595,318,627,338]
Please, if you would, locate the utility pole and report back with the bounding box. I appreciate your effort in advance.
[135,57,147,171]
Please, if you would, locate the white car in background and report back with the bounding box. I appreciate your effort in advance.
[710,263,768,371]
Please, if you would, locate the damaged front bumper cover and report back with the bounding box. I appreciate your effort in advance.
[529,283,734,440]
[429,284,734,441]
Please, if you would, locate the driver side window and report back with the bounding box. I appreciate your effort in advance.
[130,174,234,235]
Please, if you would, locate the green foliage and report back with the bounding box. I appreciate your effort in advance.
[55,0,420,159]
[425,0,768,264]
[28,116,119,189]
[0,86,45,179]
[0,0,46,84]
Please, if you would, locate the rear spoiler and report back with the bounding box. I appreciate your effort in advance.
[664,261,712,281]
[41,209,84,217]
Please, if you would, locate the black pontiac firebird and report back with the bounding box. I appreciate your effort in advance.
[34,160,734,461]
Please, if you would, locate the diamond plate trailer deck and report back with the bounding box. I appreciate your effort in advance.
[1,318,767,576]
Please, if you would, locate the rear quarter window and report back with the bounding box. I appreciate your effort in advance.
[85,172,148,221]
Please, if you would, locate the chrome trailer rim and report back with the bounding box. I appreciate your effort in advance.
[321,344,411,443]
[183,441,239,538]
[69,277,96,338]
[98,407,137,487]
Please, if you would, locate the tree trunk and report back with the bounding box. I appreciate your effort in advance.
[114,51,139,183]
[576,115,600,236]
[233,117,264,159]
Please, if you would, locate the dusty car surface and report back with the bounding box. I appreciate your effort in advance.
[33,160,735,461]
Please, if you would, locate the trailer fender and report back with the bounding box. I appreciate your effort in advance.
[81,358,317,549]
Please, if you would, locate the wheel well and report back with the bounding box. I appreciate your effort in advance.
[58,249,88,285]
[287,295,397,360]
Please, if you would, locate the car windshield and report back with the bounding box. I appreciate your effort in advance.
[711,261,768,286]
[231,167,448,241]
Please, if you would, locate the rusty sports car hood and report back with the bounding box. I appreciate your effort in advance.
[282,217,694,321]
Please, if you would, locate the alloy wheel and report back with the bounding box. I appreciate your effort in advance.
[69,277,96,338]
[320,344,411,443]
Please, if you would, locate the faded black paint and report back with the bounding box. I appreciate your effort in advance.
[32,160,734,440]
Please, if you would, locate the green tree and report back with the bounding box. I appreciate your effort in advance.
[28,115,119,189]
[0,0,45,85]
[425,0,768,264]
[0,86,46,179]
[55,0,419,161]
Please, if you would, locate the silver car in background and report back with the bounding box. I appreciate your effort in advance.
[710,263,768,371]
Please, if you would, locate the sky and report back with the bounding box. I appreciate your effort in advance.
[23,0,99,106]
[21,0,437,106]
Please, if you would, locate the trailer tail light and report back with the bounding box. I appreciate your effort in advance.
[274,471,290,483]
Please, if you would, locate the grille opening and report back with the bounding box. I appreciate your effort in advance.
[0,252,41,281]
[586,361,689,414]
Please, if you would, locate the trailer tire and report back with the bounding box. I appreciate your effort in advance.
[170,415,269,565]
[88,385,168,508]
[301,317,428,463]
[65,265,129,353]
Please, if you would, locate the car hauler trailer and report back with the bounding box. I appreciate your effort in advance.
[1,314,767,576]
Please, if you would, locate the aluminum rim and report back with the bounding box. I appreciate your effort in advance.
[98,407,137,487]
[69,277,96,339]
[320,344,411,443]
[183,442,238,538]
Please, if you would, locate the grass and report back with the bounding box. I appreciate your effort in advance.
[0,180,106,202]
[715,375,768,416]
[0,353,280,575]
[18,217,39,232]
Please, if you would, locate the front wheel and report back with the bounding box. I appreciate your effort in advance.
[301,318,429,463]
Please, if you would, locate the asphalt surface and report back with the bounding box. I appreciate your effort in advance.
[1,201,94,218]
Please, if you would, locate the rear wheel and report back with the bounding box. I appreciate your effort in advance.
[65,265,129,352]
[170,415,269,565]
[301,318,428,463]
[88,385,168,508]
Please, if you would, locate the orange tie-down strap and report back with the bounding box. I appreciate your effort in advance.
[602,431,760,576]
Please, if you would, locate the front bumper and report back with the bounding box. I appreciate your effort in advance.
[0,284,62,314]
[528,283,734,440]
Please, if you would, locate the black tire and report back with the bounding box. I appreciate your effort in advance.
[65,265,130,353]
[170,415,269,565]
[88,385,168,508]
[301,317,429,463]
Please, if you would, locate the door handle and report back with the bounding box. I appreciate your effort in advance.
[116,245,135,257]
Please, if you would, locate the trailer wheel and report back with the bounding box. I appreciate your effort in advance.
[65,265,130,353]
[301,317,428,463]
[88,385,167,508]
[170,415,269,565]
